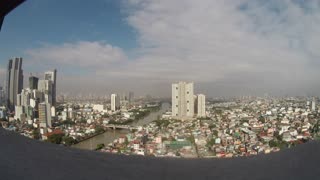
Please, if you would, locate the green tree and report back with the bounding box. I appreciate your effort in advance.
[209,124,216,129]
[206,138,215,148]
[259,116,266,123]
[96,143,105,150]
[187,135,195,144]
[212,130,219,137]
[32,129,41,140]
[175,151,181,156]
[269,139,288,149]
[47,134,64,144]
[62,136,76,146]
[269,139,278,147]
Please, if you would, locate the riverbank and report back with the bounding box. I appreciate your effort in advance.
[72,102,170,150]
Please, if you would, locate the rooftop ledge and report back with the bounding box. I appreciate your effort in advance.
[1,127,320,180]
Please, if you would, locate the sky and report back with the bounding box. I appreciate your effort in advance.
[1,0,320,97]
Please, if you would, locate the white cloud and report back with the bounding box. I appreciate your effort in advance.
[26,41,127,69]
[25,0,320,96]
[121,0,320,95]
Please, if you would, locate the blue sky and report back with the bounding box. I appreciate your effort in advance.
[0,0,136,61]
[1,0,320,97]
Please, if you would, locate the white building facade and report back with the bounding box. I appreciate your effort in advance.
[312,97,316,111]
[196,94,206,117]
[172,82,194,119]
[111,94,120,111]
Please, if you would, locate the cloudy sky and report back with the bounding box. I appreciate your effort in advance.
[1,0,320,97]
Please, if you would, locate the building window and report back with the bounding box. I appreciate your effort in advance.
[176,96,178,98]
[187,100,189,103]
[176,87,178,90]
[176,105,178,107]
[187,91,189,94]
[187,109,189,112]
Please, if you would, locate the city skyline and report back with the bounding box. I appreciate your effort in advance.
[2,1,320,178]
[1,1,320,97]
[2,58,320,99]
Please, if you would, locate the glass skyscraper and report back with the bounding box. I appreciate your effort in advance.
[6,58,23,111]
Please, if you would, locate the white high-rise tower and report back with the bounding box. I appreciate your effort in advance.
[312,97,316,111]
[196,94,206,117]
[111,94,120,111]
[172,82,194,119]
[44,69,57,106]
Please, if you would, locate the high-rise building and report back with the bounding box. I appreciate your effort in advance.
[111,94,120,111]
[6,58,23,111]
[44,69,57,106]
[120,93,128,106]
[128,91,134,104]
[312,97,316,111]
[196,94,206,117]
[14,105,25,121]
[20,89,31,107]
[15,88,37,121]
[120,93,127,101]
[38,80,52,105]
[16,94,22,106]
[172,82,194,119]
[39,102,52,128]
[0,86,4,106]
[29,76,39,90]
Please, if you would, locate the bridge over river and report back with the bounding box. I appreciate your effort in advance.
[104,124,139,130]
[73,102,170,150]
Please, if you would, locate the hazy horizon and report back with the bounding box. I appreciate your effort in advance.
[1,0,320,97]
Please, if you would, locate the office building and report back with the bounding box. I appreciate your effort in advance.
[15,88,36,120]
[31,89,45,103]
[111,94,120,111]
[16,94,21,106]
[172,82,194,119]
[14,105,25,121]
[93,104,104,112]
[38,80,52,105]
[129,91,134,104]
[6,58,23,111]
[196,94,206,117]
[39,102,52,128]
[120,93,128,106]
[0,86,4,106]
[120,93,127,101]
[312,97,316,111]
[44,69,57,106]
[20,89,31,107]
[29,76,39,90]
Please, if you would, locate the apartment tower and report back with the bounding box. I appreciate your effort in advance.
[172,82,194,119]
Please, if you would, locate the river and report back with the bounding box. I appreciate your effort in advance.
[72,102,170,150]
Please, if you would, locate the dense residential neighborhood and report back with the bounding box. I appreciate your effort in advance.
[99,97,320,158]
[2,95,319,158]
